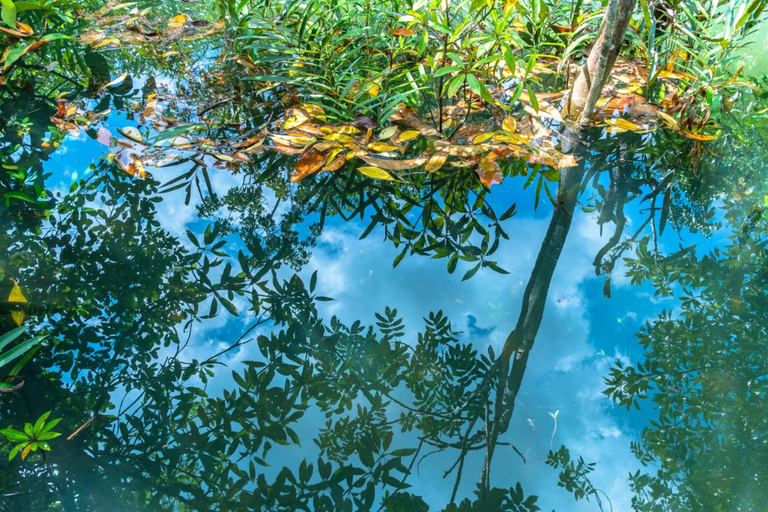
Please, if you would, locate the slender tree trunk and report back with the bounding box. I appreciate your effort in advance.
[567,0,638,122]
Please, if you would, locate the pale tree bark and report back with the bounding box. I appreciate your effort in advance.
[567,0,638,123]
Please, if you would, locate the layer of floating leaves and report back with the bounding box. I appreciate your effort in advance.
[78,1,224,50]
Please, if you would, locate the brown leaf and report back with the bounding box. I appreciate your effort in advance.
[475,157,503,190]
[292,148,328,182]
[322,149,347,171]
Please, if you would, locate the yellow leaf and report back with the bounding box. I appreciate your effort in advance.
[425,152,448,172]
[282,114,308,130]
[359,166,397,180]
[367,142,398,153]
[473,133,495,144]
[8,282,27,303]
[11,310,24,327]
[334,126,361,135]
[680,131,716,141]
[502,117,517,133]
[656,111,680,131]
[398,130,420,142]
[604,118,639,132]
[105,72,128,88]
[168,14,187,28]
[21,444,32,460]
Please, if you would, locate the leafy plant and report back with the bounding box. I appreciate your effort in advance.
[0,411,62,461]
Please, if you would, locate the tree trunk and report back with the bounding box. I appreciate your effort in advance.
[567,0,638,122]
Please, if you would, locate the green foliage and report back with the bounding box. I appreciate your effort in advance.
[0,411,61,461]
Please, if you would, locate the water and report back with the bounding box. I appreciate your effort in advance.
[1,30,768,512]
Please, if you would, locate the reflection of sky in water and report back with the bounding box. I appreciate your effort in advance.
[42,111,738,510]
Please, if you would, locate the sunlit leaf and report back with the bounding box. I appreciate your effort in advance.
[502,117,517,133]
[680,131,716,141]
[292,148,328,182]
[398,130,420,142]
[425,152,448,172]
[8,282,26,304]
[105,72,128,88]
[359,166,397,180]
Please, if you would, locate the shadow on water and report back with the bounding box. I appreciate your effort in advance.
[1,27,768,512]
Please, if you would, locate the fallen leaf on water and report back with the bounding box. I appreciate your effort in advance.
[143,99,159,118]
[322,148,347,171]
[118,126,143,142]
[398,130,420,142]
[425,152,448,172]
[8,281,27,304]
[475,158,503,190]
[502,117,517,133]
[359,166,398,180]
[473,133,495,144]
[283,112,308,130]
[292,148,328,182]
[656,111,680,130]
[367,142,398,153]
[97,127,112,145]
[168,14,187,28]
[378,126,398,139]
[105,72,128,88]
[604,118,639,132]
[118,155,148,178]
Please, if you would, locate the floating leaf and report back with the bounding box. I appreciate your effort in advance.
[292,148,327,182]
[97,127,112,145]
[378,126,398,139]
[118,126,143,142]
[473,133,495,144]
[117,155,148,178]
[8,282,26,304]
[367,142,398,153]
[105,72,128,88]
[398,130,420,142]
[322,148,346,172]
[359,166,397,181]
[502,117,517,133]
[425,152,448,172]
[358,154,427,170]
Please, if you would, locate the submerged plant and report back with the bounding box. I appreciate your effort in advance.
[0,411,61,461]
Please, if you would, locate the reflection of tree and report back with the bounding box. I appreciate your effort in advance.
[604,219,768,511]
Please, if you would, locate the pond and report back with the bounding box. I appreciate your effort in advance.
[1,2,768,511]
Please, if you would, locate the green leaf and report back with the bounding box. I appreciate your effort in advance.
[466,74,494,103]
[33,412,50,435]
[462,262,482,281]
[1,0,17,28]
[219,297,239,317]
[8,443,23,461]
[433,65,462,77]
[0,335,45,369]
[0,326,27,352]
[509,81,525,105]
[504,48,516,76]
[525,55,536,76]
[526,83,539,112]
